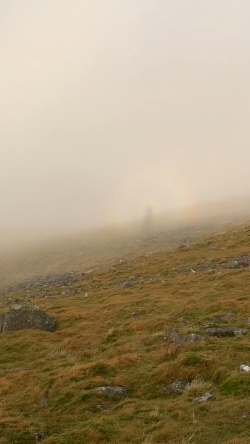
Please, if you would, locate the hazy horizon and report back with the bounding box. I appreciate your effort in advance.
[1,1,250,242]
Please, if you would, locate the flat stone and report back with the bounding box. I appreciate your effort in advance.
[195,392,213,403]
[90,386,128,398]
[204,327,247,337]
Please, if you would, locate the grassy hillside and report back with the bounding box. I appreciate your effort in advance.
[0,223,249,443]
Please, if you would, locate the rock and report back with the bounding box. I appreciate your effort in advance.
[110,267,117,273]
[204,327,247,337]
[182,333,205,343]
[116,258,126,264]
[213,312,234,323]
[131,311,141,317]
[164,379,189,395]
[172,266,191,273]
[224,261,240,269]
[3,272,85,295]
[97,404,109,411]
[195,392,213,403]
[163,328,182,344]
[119,281,133,289]
[34,432,47,442]
[0,304,56,333]
[224,254,250,269]
[239,364,250,372]
[90,386,128,398]
[241,411,250,419]
[163,329,204,344]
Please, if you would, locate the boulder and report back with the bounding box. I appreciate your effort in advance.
[0,304,56,333]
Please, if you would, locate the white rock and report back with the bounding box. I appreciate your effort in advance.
[195,392,213,403]
[240,364,250,372]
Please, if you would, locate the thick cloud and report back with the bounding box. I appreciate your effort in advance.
[1,1,250,241]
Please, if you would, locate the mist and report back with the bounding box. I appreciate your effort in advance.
[1,0,250,243]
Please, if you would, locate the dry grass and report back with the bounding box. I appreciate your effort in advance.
[185,379,212,397]
[0,220,249,443]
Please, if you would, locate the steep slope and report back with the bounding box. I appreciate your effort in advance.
[0,225,249,443]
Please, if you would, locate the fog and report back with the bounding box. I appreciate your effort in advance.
[1,1,250,242]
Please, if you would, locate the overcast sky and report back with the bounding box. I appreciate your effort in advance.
[1,1,250,240]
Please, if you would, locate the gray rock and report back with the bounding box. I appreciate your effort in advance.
[119,281,133,289]
[131,311,141,317]
[182,333,205,343]
[97,404,109,411]
[116,258,126,264]
[213,312,234,323]
[3,272,85,295]
[223,254,250,269]
[163,328,204,344]
[223,261,240,269]
[195,392,213,403]
[0,304,56,333]
[34,432,47,442]
[91,386,128,398]
[204,327,247,337]
[164,379,189,395]
[163,328,182,344]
